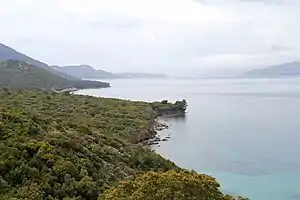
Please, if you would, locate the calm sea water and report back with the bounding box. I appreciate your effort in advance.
[76,78,300,200]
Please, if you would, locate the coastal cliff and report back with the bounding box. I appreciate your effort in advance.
[133,99,187,143]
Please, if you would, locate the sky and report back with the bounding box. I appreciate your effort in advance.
[1,0,300,76]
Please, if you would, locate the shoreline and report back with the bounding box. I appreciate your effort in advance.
[147,117,171,146]
[134,117,169,145]
[138,117,170,146]
[132,100,187,144]
[1,90,248,200]
[141,113,185,146]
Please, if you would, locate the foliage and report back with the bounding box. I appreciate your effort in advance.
[175,99,187,110]
[151,99,187,116]
[0,60,109,91]
[0,90,177,199]
[0,90,246,200]
[100,170,247,200]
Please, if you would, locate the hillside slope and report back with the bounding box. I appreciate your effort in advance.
[0,91,245,200]
[0,43,77,80]
[244,61,300,77]
[0,43,49,70]
[0,90,178,199]
[0,60,110,90]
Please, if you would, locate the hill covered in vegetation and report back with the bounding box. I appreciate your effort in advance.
[0,43,77,80]
[0,60,110,91]
[0,90,245,200]
[0,43,167,81]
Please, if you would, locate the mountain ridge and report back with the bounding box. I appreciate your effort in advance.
[244,61,300,77]
[52,65,116,79]
[0,43,78,80]
[52,65,168,79]
[0,43,110,90]
[0,60,110,90]
[0,43,49,69]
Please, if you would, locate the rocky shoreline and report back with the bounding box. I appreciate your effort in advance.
[146,118,171,145]
[133,99,187,144]
[134,118,169,144]
[134,115,182,145]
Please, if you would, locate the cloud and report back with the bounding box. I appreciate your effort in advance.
[1,0,300,75]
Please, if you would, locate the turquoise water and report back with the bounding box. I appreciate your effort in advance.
[76,78,300,200]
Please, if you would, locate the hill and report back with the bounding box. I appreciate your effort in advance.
[0,43,78,80]
[52,65,116,79]
[0,60,110,90]
[51,65,168,79]
[0,90,245,200]
[244,61,300,77]
[0,43,49,70]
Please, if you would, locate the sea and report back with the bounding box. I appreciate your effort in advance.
[76,77,300,200]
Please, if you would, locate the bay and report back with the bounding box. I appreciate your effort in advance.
[76,78,300,200]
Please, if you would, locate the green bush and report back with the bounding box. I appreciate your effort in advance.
[100,170,246,200]
[0,90,245,200]
[0,90,178,199]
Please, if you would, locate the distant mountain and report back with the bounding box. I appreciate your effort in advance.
[0,60,110,91]
[52,65,168,79]
[244,61,300,77]
[115,72,168,79]
[52,65,116,79]
[0,43,167,81]
[0,43,77,80]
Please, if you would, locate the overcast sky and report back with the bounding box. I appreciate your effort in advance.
[1,0,300,76]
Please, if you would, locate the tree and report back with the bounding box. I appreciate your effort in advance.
[161,100,168,104]
[175,99,187,111]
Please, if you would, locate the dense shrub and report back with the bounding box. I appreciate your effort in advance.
[0,90,245,200]
[0,90,177,199]
[100,170,248,200]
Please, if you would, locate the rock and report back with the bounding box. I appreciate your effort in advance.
[148,141,159,145]
[155,122,169,131]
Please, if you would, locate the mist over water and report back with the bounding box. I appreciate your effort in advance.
[76,78,300,200]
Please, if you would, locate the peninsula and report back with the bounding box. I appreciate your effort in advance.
[0,90,246,200]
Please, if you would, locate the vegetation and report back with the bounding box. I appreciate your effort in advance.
[0,42,78,80]
[0,90,245,200]
[0,60,110,91]
[100,170,247,200]
[151,99,187,116]
[0,90,178,200]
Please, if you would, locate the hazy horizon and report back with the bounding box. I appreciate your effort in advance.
[1,0,300,76]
